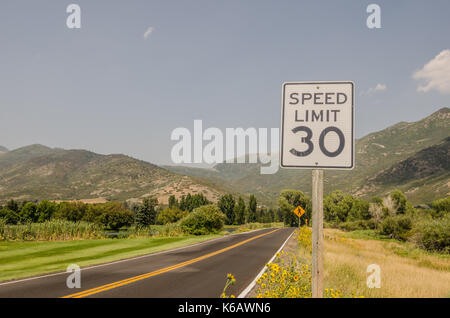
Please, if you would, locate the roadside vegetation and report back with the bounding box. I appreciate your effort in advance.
[0,192,284,282]
[279,189,449,254]
[0,192,283,241]
[237,225,449,298]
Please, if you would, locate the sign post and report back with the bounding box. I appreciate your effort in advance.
[311,169,323,297]
[280,81,354,298]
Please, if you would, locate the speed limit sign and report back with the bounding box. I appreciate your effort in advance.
[280,81,354,169]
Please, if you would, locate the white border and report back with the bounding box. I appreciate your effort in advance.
[279,81,355,170]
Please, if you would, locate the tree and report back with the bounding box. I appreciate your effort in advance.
[390,190,413,215]
[55,201,86,222]
[168,195,178,208]
[157,207,188,224]
[234,197,246,225]
[323,190,356,223]
[6,199,19,213]
[98,202,134,230]
[247,195,257,223]
[0,208,20,224]
[19,202,38,223]
[348,199,371,221]
[179,193,210,212]
[135,197,158,228]
[278,190,311,227]
[218,194,236,225]
[36,200,58,223]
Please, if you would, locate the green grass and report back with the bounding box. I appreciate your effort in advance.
[0,234,219,282]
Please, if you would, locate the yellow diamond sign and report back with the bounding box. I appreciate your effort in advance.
[293,206,305,218]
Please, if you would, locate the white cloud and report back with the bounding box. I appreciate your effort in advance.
[143,27,154,39]
[360,83,387,96]
[413,49,450,94]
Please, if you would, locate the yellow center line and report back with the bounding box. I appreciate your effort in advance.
[62,228,281,298]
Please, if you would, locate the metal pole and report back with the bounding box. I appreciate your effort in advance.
[312,169,323,298]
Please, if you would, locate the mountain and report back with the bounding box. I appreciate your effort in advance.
[0,144,61,170]
[369,137,450,203]
[0,147,229,204]
[165,107,450,204]
[374,137,450,184]
[0,146,8,153]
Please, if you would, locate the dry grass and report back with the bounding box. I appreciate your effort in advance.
[272,228,450,298]
[323,229,450,298]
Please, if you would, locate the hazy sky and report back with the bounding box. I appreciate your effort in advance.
[0,0,449,165]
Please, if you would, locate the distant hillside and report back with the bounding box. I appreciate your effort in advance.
[0,146,8,153]
[374,137,450,184]
[0,146,230,204]
[0,144,61,169]
[166,107,450,204]
[368,137,450,203]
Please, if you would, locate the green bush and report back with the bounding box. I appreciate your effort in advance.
[389,190,414,214]
[55,202,86,222]
[157,207,188,225]
[82,204,104,223]
[0,208,20,225]
[338,219,376,231]
[432,197,450,216]
[97,202,134,230]
[379,215,413,241]
[413,214,450,253]
[180,205,226,235]
[19,202,38,223]
[36,200,58,223]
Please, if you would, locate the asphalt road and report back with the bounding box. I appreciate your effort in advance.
[0,227,294,298]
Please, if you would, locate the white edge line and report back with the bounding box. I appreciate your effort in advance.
[0,227,273,286]
[238,228,296,298]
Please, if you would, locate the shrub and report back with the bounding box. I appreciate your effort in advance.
[82,204,104,223]
[389,190,414,215]
[348,199,371,221]
[338,219,376,231]
[55,202,86,222]
[36,200,58,223]
[19,202,38,223]
[432,197,450,216]
[97,202,134,230]
[157,207,188,225]
[379,215,413,241]
[413,214,450,253]
[180,205,226,235]
[0,208,20,225]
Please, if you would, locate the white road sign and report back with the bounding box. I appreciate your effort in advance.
[280,81,354,169]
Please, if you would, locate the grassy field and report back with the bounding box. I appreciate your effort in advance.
[290,228,450,298]
[0,235,219,282]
